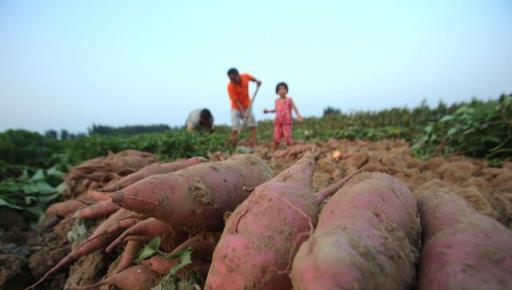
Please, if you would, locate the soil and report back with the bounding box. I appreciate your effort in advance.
[1,139,511,289]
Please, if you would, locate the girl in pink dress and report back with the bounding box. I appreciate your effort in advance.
[264,82,303,147]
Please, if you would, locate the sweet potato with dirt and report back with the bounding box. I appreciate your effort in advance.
[169,232,220,259]
[106,217,188,253]
[74,264,160,290]
[73,199,120,220]
[25,209,143,289]
[111,154,272,232]
[290,172,419,290]
[417,183,512,290]
[142,255,211,277]
[205,152,354,290]
[113,240,143,274]
[101,157,206,192]
[45,199,89,217]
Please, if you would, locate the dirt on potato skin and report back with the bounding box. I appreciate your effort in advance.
[2,139,512,289]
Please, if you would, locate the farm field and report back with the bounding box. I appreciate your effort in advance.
[0,95,511,289]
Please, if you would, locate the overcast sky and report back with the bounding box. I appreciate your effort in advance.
[1,0,511,133]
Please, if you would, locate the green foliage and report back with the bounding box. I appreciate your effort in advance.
[0,129,60,168]
[170,249,192,275]
[412,94,512,159]
[137,236,162,262]
[61,129,231,164]
[0,165,67,225]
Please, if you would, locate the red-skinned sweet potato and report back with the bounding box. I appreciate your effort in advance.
[417,183,512,290]
[111,154,272,232]
[73,199,120,220]
[205,152,355,290]
[113,240,142,274]
[25,209,143,289]
[101,157,206,192]
[45,199,89,217]
[106,217,188,253]
[74,264,160,290]
[290,172,419,290]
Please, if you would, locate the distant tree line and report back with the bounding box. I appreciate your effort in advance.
[43,124,171,140]
[44,129,87,140]
[88,124,171,136]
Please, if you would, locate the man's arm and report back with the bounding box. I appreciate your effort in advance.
[235,100,246,115]
[228,86,246,114]
[249,76,262,87]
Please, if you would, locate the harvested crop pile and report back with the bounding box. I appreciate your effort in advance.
[205,152,353,289]
[24,154,272,290]
[64,150,157,198]
[3,139,512,290]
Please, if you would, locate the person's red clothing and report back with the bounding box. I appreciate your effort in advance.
[275,97,293,125]
[274,123,292,145]
[227,73,254,110]
[273,97,294,145]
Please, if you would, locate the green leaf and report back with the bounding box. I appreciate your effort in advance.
[56,182,68,193]
[24,206,44,217]
[170,248,193,275]
[31,169,45,181]
[440,115,455,123]
[25,195,38,205]
[0,197,23,210]
[137,236,161,261]
[38,192,61,203]
[47,166,65,177]
[33,182,57,194]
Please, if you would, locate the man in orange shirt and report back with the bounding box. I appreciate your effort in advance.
[227,68,262,147]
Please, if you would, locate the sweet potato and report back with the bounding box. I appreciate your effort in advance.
[106,217,188,253]
[111,154,272,232]
[205,152,353,290]
[170,232,220,259]
[45,199,88,217]
[82,189,111,201]
[74,264,160,290]
[101,157,206,192]
[73,199,120,220]
[136,232,219,278]
[290,172,419,290]
[113,240,142,274]
[417,183,512,290]
[142,255,211,277]
[25,209,142,289]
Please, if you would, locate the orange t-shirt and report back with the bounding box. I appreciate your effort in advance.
[227,73,254,110]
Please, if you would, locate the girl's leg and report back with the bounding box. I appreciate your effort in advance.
[284,124,293,146]
[273,123,283,147]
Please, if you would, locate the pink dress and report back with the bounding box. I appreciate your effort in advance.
[273,97,293,145]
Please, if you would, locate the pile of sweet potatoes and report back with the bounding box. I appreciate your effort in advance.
[26,149,512,290]
[27,153,273,289]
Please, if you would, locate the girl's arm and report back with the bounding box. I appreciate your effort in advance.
[291,99,303,121]
[264,100,277,114]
